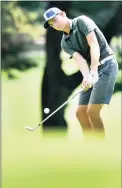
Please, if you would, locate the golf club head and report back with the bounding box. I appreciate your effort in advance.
[25,126,34,131]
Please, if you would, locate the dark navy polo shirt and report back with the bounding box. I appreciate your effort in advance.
[61,15,113,65]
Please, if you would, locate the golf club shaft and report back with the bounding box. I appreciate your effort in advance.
[26,88,84,131]
[38,88,83,126]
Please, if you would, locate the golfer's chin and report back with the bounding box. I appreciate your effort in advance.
[54,26,65,32]
[55,27,64,31]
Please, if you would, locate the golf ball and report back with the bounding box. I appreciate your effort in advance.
[44,108,50,114]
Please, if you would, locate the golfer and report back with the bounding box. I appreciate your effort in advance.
[43,7,118,138]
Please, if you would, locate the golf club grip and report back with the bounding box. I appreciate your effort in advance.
[39,88,84,126]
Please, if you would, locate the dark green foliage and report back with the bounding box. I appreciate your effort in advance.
[17,1,42,11]
[1,1,43,77]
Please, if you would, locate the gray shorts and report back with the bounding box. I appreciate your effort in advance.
[78,58,118,105]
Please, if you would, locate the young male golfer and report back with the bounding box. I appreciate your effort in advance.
[43,7,118,138]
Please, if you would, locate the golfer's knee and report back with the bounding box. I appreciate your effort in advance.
[87,107,100,118]
[76,106,87,119]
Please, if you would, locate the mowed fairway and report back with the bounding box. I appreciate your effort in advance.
[2,68,121,188]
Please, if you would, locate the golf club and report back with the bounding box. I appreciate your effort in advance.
[25,87,84,131]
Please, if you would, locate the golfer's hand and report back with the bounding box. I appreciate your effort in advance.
[87,70,99,85]
[82,77,92,91]
[82,70,99,91]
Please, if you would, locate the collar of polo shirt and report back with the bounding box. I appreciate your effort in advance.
[69,19,73,29]
[64,19,73,36]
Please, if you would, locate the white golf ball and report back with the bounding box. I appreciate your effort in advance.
[44,108,50,114]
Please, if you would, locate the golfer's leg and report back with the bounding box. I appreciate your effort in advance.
[87,104,105,137]
[76,88,93,136]
[88,59,118,138]
[76,105,93,134]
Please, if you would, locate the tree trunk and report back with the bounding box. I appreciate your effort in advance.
[42,26,82,129]
[41,2,82,129]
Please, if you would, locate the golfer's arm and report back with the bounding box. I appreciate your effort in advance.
[86,31,100,71]
[73,52,89,79]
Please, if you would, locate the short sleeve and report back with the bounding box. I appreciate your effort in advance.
[61,42,75,59]
[77,16,96,37]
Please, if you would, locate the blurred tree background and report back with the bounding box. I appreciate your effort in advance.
[1,1,122,129]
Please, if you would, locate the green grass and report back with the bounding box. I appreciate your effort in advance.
[2,68,121,188]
